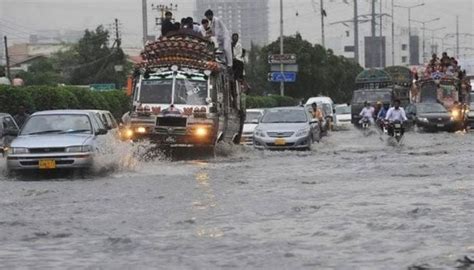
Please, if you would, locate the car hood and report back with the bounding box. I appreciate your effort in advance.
[257,122,308,132]
[418,113,450,119]
[243,123,258,133]
[11,134,92,148]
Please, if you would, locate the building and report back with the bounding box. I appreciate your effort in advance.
[194,0,269,49]
[8,43,70,72]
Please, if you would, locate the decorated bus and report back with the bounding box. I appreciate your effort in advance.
[121,33,245,151]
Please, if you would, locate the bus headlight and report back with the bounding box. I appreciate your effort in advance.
[195,126,208,137]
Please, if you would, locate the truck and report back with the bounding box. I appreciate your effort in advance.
[351,69,393,125]
[122,33,245,152]
[384,66,413,107]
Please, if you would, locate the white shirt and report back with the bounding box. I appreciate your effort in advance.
[385,107,408,122]
[360,107,375,119]
[210,16,233,67]
[232,41,243,61]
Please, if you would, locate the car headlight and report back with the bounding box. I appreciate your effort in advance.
[7,147,28,155]
[136,127,147,134]
[66,145,93,153]
[254,129,266,137]
[295,128,311,137]
[451,109,460,119]
[418,117,428,122]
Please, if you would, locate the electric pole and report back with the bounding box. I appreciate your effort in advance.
[320,0,326,48]
[391,0,394,65]
[114,18,121,48]
[3,36,11,81]
[379,0,383,67]
[142,0,148,46]
[353,0,359,64]
[456,15,459,58]
[280,0,284,96]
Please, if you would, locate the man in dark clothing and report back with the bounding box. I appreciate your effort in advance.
[161,11,174,37]
[13,105,30,128]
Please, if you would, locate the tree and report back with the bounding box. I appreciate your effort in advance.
[18,58,63,86]
[55,25,129,86]
[245,33,362,103]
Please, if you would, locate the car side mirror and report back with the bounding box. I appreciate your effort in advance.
[97,129,108,135]
[310,119,318,124]
[333,109,336,114]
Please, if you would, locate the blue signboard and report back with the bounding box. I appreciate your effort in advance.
[269,72,297,82]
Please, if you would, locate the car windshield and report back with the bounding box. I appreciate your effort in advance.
[418,103,448,114]
[336,106,351,114]
[245,111,262,123]
[21,114,92,135]
[261,109,307,123]
[140,77,208,105]
[353,90,391,104]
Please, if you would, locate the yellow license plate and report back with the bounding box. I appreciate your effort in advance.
[274,138,286,145]
[39,160,56,169]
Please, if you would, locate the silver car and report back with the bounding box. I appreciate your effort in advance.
[253,107,320,151]
[241,109,265,145]
[6,110,108,172]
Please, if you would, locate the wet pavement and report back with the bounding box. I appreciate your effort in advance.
[1,128,474,269]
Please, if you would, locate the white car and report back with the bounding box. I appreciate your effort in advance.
[241,109,265,145]
[306,96,335,119]
[6,110,108,172]
[334,104,352,129]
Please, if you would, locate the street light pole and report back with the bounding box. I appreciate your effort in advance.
[411,17,440,63]
[353,0,359,64]
[280,0,284,96]
[391,0,394,65]
[394,3,424,65]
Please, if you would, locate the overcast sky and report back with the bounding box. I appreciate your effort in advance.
[1,0,473,53]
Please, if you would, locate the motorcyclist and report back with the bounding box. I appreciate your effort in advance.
[385,99,407,136]
[359,101,375,125]
[376,102,390,129]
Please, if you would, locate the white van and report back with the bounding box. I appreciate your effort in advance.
[306,96,335,125]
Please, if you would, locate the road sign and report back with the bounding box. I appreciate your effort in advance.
[268,54,297,64]
[268,72,297,82]
[270,64,299,72]
[90,84,116,91]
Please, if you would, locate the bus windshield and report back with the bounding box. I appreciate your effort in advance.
[140,77,208,105]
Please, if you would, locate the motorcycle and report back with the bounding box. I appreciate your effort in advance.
[389,121,404,143]
[361,118,370,129]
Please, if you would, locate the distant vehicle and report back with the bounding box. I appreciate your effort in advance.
[89,110,118,131]
[351,88,393,125]
[306,96,335,128]
[405,103,459,132]
[6,110,108,172]
[0,113,20,155]
[253,107,320,151]
[241,109,265,145]
[304,104,329,136]
[384,66,413,107]
[334,104,352,129]
[88,110,120,139]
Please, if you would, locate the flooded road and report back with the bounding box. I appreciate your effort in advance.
[1,128,473,269]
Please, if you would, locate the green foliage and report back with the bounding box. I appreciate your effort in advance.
[0,85,129,121]
[54,25,130,86]
[246,95,298,109]
[18,58,63,86]
[245,33,363,104]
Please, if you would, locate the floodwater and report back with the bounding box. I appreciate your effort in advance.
[0,128,473,269]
